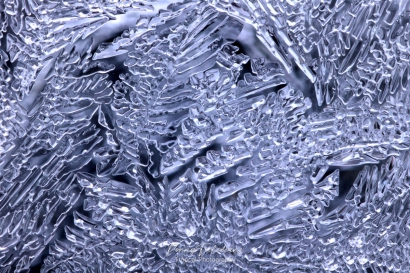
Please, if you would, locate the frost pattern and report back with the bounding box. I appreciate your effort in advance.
[1,0,410,272]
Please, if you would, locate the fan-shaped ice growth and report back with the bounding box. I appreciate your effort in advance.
[1,0,410,272]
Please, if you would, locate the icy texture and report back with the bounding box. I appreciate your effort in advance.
[1,0,410,272]
[210,0,410,106]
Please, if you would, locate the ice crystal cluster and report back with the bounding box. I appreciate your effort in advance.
[1,0,410,272]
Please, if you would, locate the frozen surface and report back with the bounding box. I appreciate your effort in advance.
[1,0,410,272]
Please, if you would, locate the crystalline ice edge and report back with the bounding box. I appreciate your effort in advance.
[1,0,410,272]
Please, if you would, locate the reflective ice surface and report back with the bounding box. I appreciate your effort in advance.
[1,0,410,272]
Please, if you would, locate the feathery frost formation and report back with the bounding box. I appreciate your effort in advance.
[1,0,410,272]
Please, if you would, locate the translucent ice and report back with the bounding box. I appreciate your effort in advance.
[2,0,410,272]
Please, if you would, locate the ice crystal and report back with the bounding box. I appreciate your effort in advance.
[1,0,410,272]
